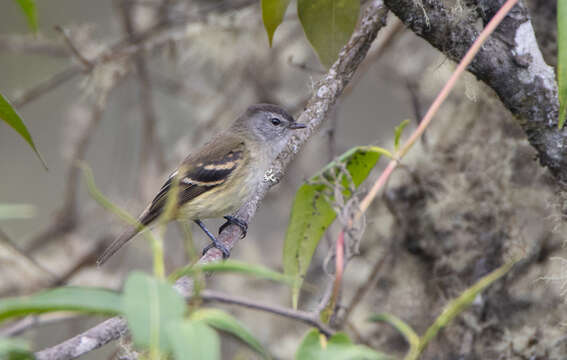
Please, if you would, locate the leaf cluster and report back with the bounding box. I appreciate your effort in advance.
[262,0,360,68]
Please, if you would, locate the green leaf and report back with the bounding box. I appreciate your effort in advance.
[191,308,270,359]
[284,146,385,308]
[0,287,122,323]
[122,272,186,354]
[297,0,360,68]
[558,0,567,128]
[0,93,46,169]
[14,0,38,33]
[0,338,33,360]
[167,320,220,360]
[417,260,518,356]
[261,0,292,46]
[296,329,390,360]
[394,119,410,152]
[170,260,292,286]
[0,204,36,220]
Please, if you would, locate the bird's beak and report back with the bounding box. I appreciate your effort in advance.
[288,123,307,130]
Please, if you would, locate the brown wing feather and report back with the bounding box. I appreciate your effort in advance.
[140,144,244,225]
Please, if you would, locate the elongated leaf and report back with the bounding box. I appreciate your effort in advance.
[14,0,38,33]
[0,287,122,323]
[284,146,386,308]
[167,320,220,360]
[0,338,33,360]
[296,329,390,360]
[0,204,35,220]
[122,272,186,354]
[262,0,292,46]
[170,260,291,286]
[0,93,46,169]
[558,0,567,128]
[418,260,518,355]
[192,308,270,359]
[297,0,360,68]
[394,119,410,152]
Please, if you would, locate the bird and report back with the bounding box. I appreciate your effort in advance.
[96,103,306,266]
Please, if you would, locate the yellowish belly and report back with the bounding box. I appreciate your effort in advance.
[177,167,255,220]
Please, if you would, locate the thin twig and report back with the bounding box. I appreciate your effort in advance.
[0,35,69,57]
[54,26,94,70]
[200,290,334,337]
[0,313,79,338]
[12,67,82,108]
[0,228,58,282]
[315,275,336,316]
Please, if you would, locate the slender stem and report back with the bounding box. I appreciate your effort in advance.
[398,0,520,159]
[331,230,345,313]
[357,159,397,221]
[200,290,334,337]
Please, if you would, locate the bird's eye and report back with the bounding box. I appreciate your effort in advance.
[270,118,281,126]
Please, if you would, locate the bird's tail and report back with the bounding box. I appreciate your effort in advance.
[96,226,141,266]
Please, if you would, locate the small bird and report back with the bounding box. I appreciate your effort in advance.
[96,104,306,266]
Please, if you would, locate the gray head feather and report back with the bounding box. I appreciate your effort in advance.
[233,104,305,159]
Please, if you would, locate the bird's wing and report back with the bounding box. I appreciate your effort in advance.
[139,137,247,226]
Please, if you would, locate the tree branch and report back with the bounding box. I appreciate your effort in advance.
[25,92,110,253]
[33,2,389,359]
[118,0,167,190]
[384,0,566,183]
[9,1,258,109]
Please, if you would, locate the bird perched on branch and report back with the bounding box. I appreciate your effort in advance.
[97,104,306,266]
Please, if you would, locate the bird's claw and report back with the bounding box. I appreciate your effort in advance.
[202,240,230,259]
[218,216,248,239]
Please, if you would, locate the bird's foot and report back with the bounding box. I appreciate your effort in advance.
[218,216,248,238]
[195,219,230,258]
